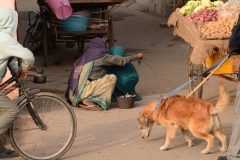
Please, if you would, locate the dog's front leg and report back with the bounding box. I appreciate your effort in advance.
[160,123,179,151]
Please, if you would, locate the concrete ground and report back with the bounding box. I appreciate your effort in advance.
[5,0,238,159]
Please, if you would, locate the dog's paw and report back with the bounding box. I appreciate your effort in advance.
[201,149,209,154]
[160,146,167,151]
[218,147,227,152]
[188,142,194,147]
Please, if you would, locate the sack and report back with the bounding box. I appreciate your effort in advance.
[229,16,240,54]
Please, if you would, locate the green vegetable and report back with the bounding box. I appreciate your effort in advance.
[200,0,212,8]
[213,1,224,7]
[179,0,223,15]
[193,5,205,13]
[186,1,200,8]
[179,5,194,15]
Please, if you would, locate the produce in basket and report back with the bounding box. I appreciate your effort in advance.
[195,0,240,39]
[196,16,239,39]
[185,8,218,23]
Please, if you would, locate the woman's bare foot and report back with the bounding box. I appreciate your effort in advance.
[82,99,95,106]
[79,104,103,111]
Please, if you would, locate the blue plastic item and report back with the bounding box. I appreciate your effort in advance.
[59,15,89,31]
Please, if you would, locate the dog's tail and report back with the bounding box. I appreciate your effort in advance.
[210,82,229,115]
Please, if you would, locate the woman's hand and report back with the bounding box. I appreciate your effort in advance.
[16,69,28,79]
[136,53,143,59]
[132,53,143,61]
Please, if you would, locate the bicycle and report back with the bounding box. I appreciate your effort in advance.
[23,6,51,67]
[0,66,77,160]
[23,10,43,53]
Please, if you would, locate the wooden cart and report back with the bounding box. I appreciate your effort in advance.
[37,0,127,66]
[168,10,240,98]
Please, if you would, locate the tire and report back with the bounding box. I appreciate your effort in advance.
[23,29,43,54]
[9,92,77,160]
[188,46,203,98]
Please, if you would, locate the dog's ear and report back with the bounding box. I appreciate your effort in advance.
[139,117,148,126]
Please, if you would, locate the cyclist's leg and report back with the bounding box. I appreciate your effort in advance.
[0,92,19,152]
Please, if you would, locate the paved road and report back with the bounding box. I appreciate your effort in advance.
[7,1,238,159]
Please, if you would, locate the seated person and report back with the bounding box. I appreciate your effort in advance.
[105,46,142,102]
[65,37,143,111]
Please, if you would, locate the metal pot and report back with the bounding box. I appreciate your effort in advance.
[34,74,46,83]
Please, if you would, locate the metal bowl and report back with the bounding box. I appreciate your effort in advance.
[34,74,46,83]
[116,96,135,109]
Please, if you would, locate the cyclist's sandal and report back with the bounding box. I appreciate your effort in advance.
[0,149,18,159]
[79,104,103,111]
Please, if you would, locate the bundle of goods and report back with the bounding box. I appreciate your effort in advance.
[90,22,106,31]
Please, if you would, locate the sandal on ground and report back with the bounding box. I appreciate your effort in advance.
[79,104,103,111]
[0,149,18,159]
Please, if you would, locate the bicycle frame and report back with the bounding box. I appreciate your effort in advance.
[0,72,47,130]
[27,11,41,36]
[27,8,51,32]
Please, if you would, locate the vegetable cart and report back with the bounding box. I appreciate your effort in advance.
[36,0,127,67]
[168,9,240,98]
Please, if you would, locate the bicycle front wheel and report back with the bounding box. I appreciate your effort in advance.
[9,92,77,160]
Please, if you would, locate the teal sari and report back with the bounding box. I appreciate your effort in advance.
[105,46,142,101]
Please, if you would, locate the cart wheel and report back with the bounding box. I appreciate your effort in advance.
[188,46,203,98]
[77,36,84,52]
[108,15,114,49]
[42,12,49,67]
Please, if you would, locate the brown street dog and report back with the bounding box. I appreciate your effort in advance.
[138,82,229,154]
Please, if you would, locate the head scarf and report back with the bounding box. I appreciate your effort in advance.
[109,46,125,57]
[66,37,107,98]
[0,7,18,37]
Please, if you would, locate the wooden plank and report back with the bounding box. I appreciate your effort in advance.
[232,55,240,73]
[55,30,108,36]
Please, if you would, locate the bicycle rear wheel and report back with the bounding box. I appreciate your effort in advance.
[9,92,77,160]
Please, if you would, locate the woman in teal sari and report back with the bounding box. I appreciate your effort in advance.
[105,46,142,102]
